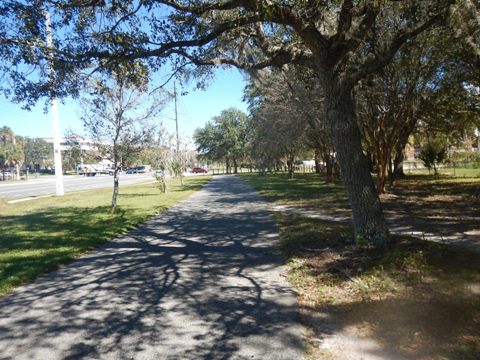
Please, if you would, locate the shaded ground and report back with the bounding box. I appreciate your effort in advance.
[0,176,304,360]
[251,173,480,249]
[242,173,480,360]
[383,176,480,249]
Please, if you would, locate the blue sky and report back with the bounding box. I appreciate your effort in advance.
[0,67,248,142]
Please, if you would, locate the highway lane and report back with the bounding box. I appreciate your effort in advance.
[0,173,155,199]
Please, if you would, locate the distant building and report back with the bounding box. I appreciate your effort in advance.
[42,136,98,151]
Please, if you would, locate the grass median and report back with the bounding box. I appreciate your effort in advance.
[0,176,211,296]
[241,172,480,360]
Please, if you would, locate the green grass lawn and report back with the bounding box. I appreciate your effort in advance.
[242,171,349,211]
[240,171,480,360]
[0,176,210,296]
[407,166,480,177]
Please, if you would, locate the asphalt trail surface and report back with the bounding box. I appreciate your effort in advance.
[0,175,304,359]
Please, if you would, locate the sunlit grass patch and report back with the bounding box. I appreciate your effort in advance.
[408,166,480,178]
[240,172,349,210]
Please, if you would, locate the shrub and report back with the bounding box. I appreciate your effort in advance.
[419,137,448,175]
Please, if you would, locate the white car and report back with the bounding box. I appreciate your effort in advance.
[1,171,12,180]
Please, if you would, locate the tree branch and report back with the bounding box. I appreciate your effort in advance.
[329,3,379,67]
[335,0,354,43]
[342,12,447,90]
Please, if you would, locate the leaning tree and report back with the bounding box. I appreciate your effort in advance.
[0,1,460,245]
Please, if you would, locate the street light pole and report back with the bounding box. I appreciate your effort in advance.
[174,80,179,153]
[45,8,64,196]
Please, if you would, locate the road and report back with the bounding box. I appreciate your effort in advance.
[0,175,304,359]
[0,173,155,199]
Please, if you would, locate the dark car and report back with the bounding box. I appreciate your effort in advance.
[191,167,208,173]
[126,168,138,174]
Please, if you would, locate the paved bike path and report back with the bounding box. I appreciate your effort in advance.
[0,176,304,360]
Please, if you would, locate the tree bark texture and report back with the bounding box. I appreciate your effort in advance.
[160,173,168,193]
[393,150,405,178]
[111,169,119,213]
[325,154,334,184]
[376,149,390,194]
[392,122,415,180]
[233,159,238,174]
[314,149,322,174]
[287,154,294,180]
[323,79,389,246]
[225,158,230,174]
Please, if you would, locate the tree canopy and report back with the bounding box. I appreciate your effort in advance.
[0,1,457,104]
[194,108,249,174]
[22,137,53,170]
[0,126,24,179]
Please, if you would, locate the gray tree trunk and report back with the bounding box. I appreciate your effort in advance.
[323,78,389,246]
[393,120,417,181]
[393,151,405,178]
[233,159,238,174]
[111,168,119,213]
[225,158,230,174]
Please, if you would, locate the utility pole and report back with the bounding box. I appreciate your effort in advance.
[45,8,64,196]
[173,80,179,153]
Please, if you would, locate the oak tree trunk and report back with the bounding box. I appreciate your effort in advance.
[376,150,389,194]
[314,148,322,174]
[392,121,416,182]
[225,157,230,174]
[377,162,388,194]
[393,150,405,178]
[287,154,294,180]
[323,79,389,246]
[325,154,334,184]
[233,159,238,174]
